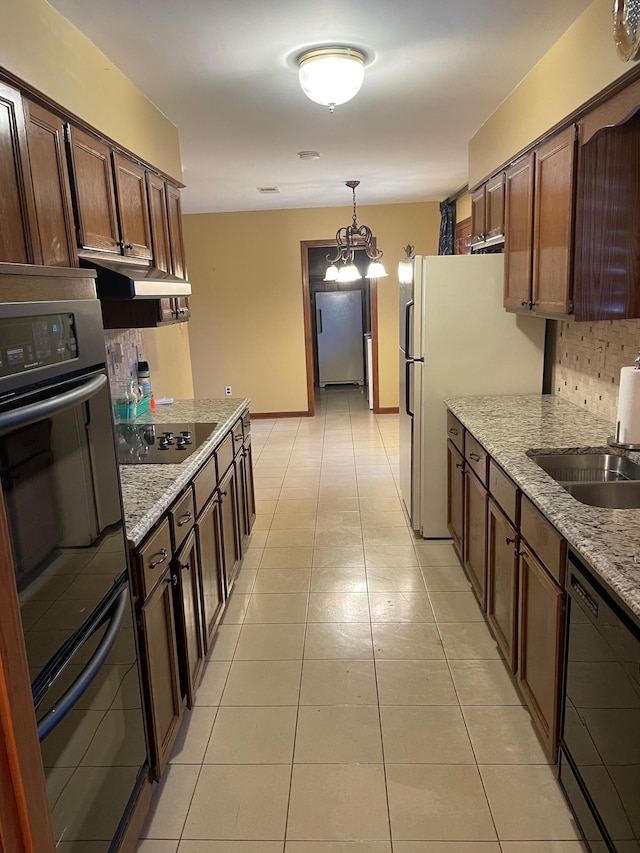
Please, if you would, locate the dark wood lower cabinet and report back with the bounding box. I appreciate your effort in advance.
[196,495,225,649]
[486,498,519,672]
[138,568,182,780]
[463,469,488,608]
[446,440,464,561]
[517,542,565,761]
[219,465,241,594]
[173,528,205,708]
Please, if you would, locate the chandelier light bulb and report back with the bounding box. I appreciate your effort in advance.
[324,265,339,282]
[366,261,388,279]
[298,47,365,112]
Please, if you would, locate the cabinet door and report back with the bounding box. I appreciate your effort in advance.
[113,152,152,259]
[219,465,241,594]
[235,454,248,557]
[166,183,187,278]
[67,126,120,253]
[173,528,204,707]
[0,82,40,264]
[139,568,182,780]
[24,101,76,267]
[147,172,171,272]
[504,153,534,312]
[486,499,518,672]
[197,495,225,648]
[532,125,576,316]
[243,436,256,535]
[464,469,488,609]
[518,542,565,761]
[485,172,505,240]
[470,185,486,248]
[446,440,464,561]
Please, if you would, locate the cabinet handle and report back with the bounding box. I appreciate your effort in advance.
[455,462,464,470]
[234,434,243,442]
[181,561,191,572]
[123,242,133,251]
[469,452,481,462]
[219,489,227,497]
[521,300,529,307]
[505,536,515,545]
[166,573,178,587]
[148,548,168,569]
[177,511,192,527]
[448,427,459,435]
[177,308,186,315]
[213,496,223,505]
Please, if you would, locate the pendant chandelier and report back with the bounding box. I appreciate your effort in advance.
[324,181,388,282]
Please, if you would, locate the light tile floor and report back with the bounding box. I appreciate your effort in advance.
[137,387,586,853]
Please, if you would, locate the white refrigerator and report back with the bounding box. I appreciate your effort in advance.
[399,254,546,537]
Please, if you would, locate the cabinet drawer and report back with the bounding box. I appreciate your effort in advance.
[232,418,244,457]
[242,409,251,436]
[138,517,172,599]
[520,496,566,585]
[193,454,216,517]
[446,411,464,454]
[169,487,195,552]
[216,431,233,480]
[489,460,519,524]
[465,433,488,486]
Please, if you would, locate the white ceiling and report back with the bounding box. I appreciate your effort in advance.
[49,0,591,214]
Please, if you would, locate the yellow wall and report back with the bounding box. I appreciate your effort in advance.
[142,324,194,400]
[469,0,632,186]
[0,0,182,179]
[456,193,471,223]
[183,202,440,414]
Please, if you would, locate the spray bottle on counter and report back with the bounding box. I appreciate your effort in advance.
[137,361,152,399]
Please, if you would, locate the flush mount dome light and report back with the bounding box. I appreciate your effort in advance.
[298,47,365,113]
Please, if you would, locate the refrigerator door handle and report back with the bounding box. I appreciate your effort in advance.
[405,360,414,417]
[404,300,414,356]
[317,308,323,334]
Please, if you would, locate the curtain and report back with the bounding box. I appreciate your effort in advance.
[438,200,455,255]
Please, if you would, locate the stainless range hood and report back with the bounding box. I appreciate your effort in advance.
[79,255,191,299]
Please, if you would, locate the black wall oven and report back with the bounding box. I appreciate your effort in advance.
[559,548,640,852]
[0,274,148,852]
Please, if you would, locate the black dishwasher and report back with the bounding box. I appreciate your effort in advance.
[559,548,640,851]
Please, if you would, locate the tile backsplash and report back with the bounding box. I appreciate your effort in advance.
[552,318,640,423]
[104,328,144,387]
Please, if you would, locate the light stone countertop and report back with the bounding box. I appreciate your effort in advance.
[118,398,249,547]
[444,394,640,623]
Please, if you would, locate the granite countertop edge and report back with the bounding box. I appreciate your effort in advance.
[119,398,250,547]
[444,394,640,622]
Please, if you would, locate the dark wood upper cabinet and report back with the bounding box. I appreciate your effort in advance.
[574,90,640,320]
[470,185,486,249]
[485,172,505,241]
[113,152,152,259]
[67,125,120,254]
[0,81,40,265]
[147,171,171,272]
[504,153,535,312]
[532,125,576,316]
[167,183,187,279]
[24,101,77,268]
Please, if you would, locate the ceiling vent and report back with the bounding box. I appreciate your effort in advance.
[257,186,280,194]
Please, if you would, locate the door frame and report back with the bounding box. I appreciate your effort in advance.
[301,239,380,416]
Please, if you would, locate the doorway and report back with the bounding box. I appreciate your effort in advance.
[301,240,380,416]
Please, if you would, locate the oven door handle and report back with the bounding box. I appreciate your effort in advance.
[0,373,107,433]
[36,581,128,742]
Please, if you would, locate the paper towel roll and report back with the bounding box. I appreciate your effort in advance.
[616,367,640,444]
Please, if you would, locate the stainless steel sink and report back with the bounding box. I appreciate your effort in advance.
[529,452,640,483]
[528,451,640,507]
[563,481,640,509]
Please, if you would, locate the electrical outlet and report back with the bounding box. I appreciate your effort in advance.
[225,386,232,396]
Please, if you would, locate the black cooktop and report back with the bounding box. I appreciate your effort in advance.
[114,421,218,464]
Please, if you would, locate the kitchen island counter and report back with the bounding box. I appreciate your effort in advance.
[118,397,250,547]
[444,394,640,621]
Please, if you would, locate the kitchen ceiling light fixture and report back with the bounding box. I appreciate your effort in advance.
[324,181,388,282]
[298,47,365,113]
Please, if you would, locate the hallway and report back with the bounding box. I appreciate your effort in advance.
[137,387,584,852]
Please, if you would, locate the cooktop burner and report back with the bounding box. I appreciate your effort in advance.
[115,422,218,464]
